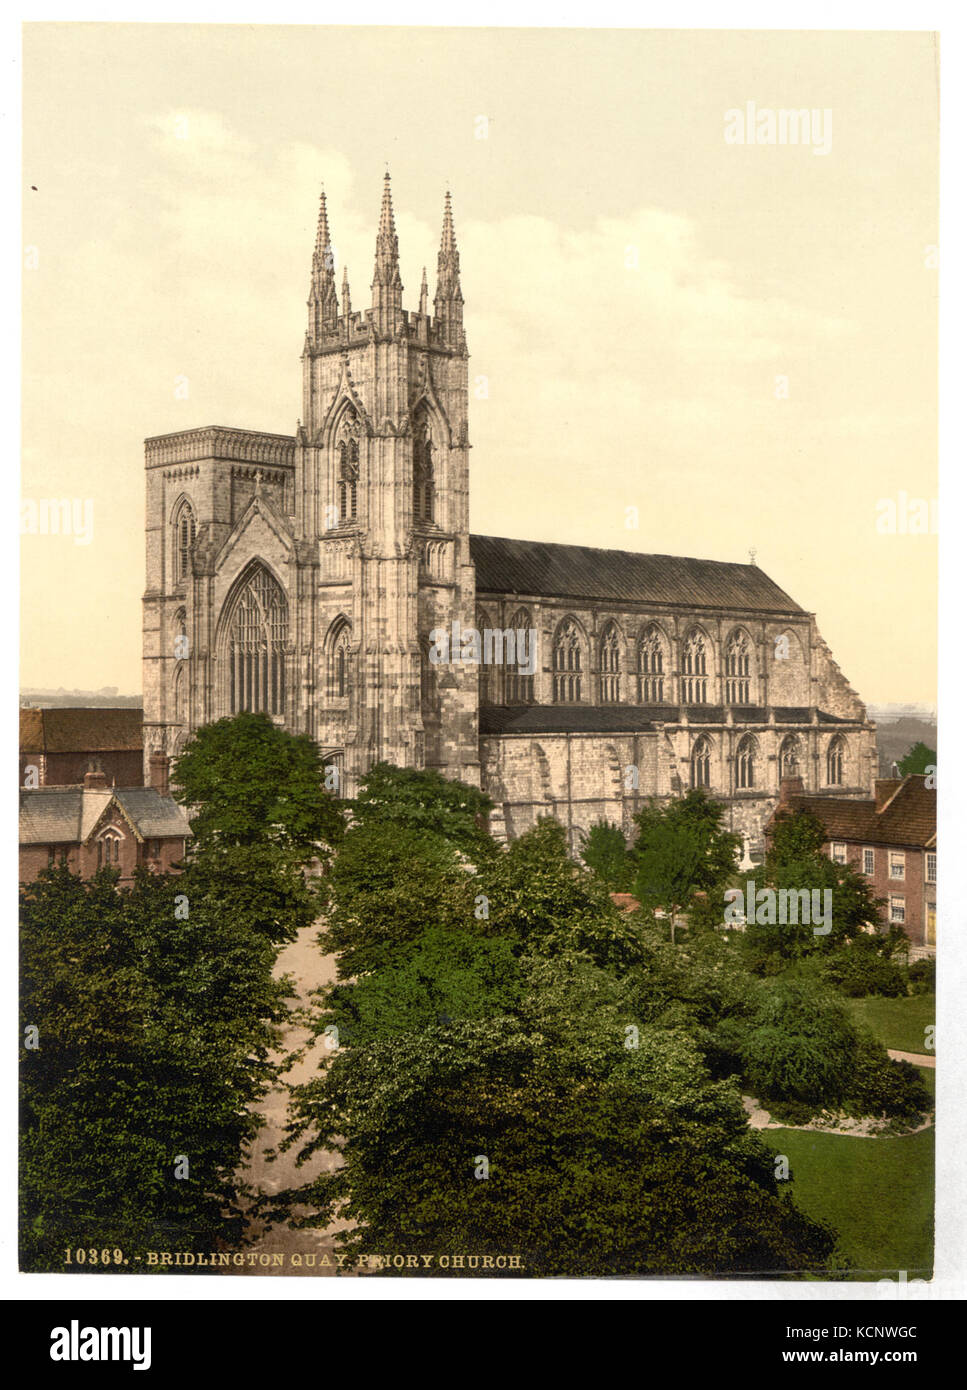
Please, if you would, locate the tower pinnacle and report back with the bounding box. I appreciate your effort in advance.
[371,172,403,330]
[434,189,464,345]
[309,184,338,333]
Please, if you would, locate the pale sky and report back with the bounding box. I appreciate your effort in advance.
[21,24,937,705]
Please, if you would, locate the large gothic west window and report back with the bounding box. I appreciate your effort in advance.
[682,630,709,704]
[725,629,753,704]
[553,619,583,702]
[637,624,665,702]
[174,500,196,582]
[227,565,288,716]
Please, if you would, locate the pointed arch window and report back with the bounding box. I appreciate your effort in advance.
[174,501,196,582]
[413,424,434,523]
[227,565,288,717]
[338,439,359,522]
[97,830,121,868]
[826,735,846,787]
[779,733,803,780]
[736,734,757,789]
[691,736,712,789]
[600,624,621,702]
[553,620,583,703]
[328,620,352,700]
[725,629,753,704]
[505,608,535,704]
[682,630,709,704]
[637,625,665,703]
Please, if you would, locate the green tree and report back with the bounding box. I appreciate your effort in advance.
[629,792,740,943]
[579,820,634,892]
[742,810,883,965]
[897,742,936,778]
[172,710,344,857]
[283,957,835,1277]
[351,762,494,865]
[20,865,288,1271]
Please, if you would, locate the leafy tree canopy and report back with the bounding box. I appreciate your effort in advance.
[897,742,936,777]
[351,762,494,864]
[172,711,344,856]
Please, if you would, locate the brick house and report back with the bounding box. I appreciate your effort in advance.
[20,706,144,788]
[19,763,189,886]
[767,773,936,953]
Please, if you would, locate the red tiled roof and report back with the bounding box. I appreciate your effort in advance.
[19,707,144,753]
[780,775,935,850]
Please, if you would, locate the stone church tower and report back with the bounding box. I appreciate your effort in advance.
[142,177,480,796]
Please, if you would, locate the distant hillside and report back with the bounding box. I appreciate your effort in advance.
[20,688,142,708]
[869,710,937,779]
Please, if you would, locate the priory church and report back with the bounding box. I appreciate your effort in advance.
[142,175,877,851]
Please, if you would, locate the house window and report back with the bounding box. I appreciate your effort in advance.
[552,620,583,702]
[889,851,905,881]
[98,832,121,868]
[600,625,621,703]
[862,847,875,876]
[47,845,55,867]
[830,842,847,865]
[681,631,708,704]
[926,852,937,884]
[889,895,906,925]
[637,625,664,703]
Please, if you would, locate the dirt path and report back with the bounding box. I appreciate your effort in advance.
[229,923,355,1276]
[888,1048,936,1069]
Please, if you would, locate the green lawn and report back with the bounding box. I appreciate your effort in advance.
[764,1125,934,1279]
[845,993,935,1055]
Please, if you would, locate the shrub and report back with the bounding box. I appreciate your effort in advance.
[742,978,860,1107]
[845,1036,932,1120]
[821,938,908,998]
[908,958,936,994]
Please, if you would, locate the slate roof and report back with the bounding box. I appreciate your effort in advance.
[19,786,189,845]
[781,775,936,850]
[478,704,856,736]
[469,534,804,614]
[19,707,144,753]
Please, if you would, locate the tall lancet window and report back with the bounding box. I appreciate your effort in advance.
[174,500,196,582]
[553,619,583,702]
[637,625,665,703]
[682,630,709,704]
[826,735,846,787]
[338,439,359,522]
[691,736,712,789]
[725,629,753,704]
[227,565,288,717]
[736,734,758,789]
[329,619,352,700]
[413,424,434,523]
[600,624,621,702]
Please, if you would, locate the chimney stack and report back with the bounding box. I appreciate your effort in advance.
[149,752,170,797]
[83,759,108,790]
[778,774,804,807]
